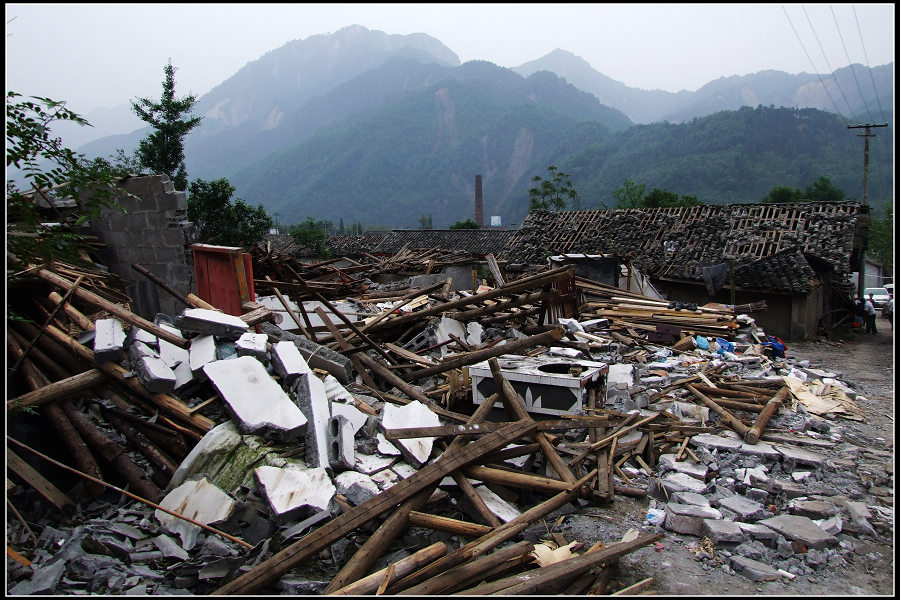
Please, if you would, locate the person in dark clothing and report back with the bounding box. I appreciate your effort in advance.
[855,296,867,329]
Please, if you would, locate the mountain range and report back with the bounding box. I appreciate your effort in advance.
[72,25,893,228]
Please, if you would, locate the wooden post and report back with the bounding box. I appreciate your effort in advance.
[744,386,790,444]
[686,384,750,437]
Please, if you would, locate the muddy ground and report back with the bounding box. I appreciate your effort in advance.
[562,317,895,596]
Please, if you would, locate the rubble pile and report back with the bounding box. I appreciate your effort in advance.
[6,255,893,596]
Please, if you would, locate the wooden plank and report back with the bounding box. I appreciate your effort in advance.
[7,449,75,514]
[213,420,537,595]
[8,368,107,413]
[329,542,447,595]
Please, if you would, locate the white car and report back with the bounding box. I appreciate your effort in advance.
[864,287,891,309]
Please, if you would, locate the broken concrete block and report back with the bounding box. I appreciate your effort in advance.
[93,318,127,363]
[334,471,380,505]
[291,373,331,471]
[730,555,781,581]
[719,495,769,522]
[155,477,236,550]
[790,500,838,519]
[271,340,311,384]
[175,308,249,340]
[235,332,269,358]
[659,453,708,481]
[354,452,396,475]
[664,503,723,536]
[671,491,711,507]
[331,401,368,435]
[757,514,838,550]
[204,356,308,442]
[189,334,217,375]
[328,415,356,471]
[774,444,825,466]
[661,471,708,495]
[736,522,779,546]
[381,400,440,467]
[818,514,843,536]
[376,433,402,456]
[128,340,159,365]
[844,501,877,537]
[702,518,745,544]
[738,441,780,458]
[474,486,522,523]
[157,323,190,369]
[168,421,242,490]
[254,466,336,523]
[172,358,194,390]
[258,322,353,383]
[690,433,743,452]
[134,355,177,394]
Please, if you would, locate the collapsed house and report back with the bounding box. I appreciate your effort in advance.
[6,176,891,595]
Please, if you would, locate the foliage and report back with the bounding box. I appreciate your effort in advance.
[448,218,481,230]
[85,149,145,179]
[642,188,704,208]
[417,215,433,230]
[290,217,330,257]
[868,203,893,273]
[187,178,272,248]
[528,165,578,211]
[6,91,127,269]
[132,61,202,191]
[611,179,646,208]
[761,175,847,203]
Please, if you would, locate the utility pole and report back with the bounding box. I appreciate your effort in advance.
[847,122,888,296]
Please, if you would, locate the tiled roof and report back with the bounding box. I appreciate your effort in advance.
[502,202,865,286]
[349,229,516,256]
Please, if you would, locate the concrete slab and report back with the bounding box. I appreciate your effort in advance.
[155,477,236,550]
[381,400,440,467]
[659,453,708,481]
[189,334,217,375]
[690,433,743,452]
[157,323,190,370]
[134,355,177,394]
[255,466,336,523]
[235,332,269,358]
[291,373,331,471]
[737,522,779,546]
[671,491,711,507]
[790,500,838,519]
[664,503,723,536]
[738,441,780,458]
[376,433,402,456]
[334,470,380,505]
[730,555,781,582]
[702,518,745,544]
[757,514,838,549]
[774,444,826,465]
[258,322,354,383]
[661,471,709,495]
[475,485,522,523]
[271,340,311,384]
[175,308,249,339]
[354,452,396,475]
[168,421,243,490]
[94,318,127,363]
[203,356,308,442]
[719,495,769,522]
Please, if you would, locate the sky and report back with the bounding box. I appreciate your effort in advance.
[5,3,895,118]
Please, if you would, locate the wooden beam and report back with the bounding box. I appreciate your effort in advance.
[6,449,76,514]
[329,542,448,595]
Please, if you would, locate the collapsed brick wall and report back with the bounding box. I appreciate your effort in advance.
[85,175,194,316]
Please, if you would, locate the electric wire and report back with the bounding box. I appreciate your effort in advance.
[801,4,856,120]
[852,4,888,124]
[830,5,875,123]
[781,5,849,125]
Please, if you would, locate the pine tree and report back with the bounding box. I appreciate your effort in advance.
[131,60,202,191]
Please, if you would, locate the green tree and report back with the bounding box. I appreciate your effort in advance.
[449,218,481,230]
[7,91,128,269]
[611,179,646,208]
[187,178,272,248]
[131,61,202,191]
[761,176,847,204]
[760,185,799,204]
[528,165,578,211]
[290,217,330,257]
[338,217,345,235]
[417,214,433,230]
[643,188,705,208]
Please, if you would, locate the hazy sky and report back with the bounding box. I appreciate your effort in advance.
[5,3,895,117]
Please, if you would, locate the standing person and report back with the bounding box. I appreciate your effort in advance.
[864,294,877,334]
[855,296,867,329]
[883,297,893,330]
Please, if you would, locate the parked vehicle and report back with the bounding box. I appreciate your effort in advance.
[884,283,893,298]
[864,287,891,308]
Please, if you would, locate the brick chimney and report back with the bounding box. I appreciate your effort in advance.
[474,175,483,227]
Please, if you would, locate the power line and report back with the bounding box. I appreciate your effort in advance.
[781,5,849,124]
[830,5,874,122]
[802,5,856,119]
[852,4,888,123]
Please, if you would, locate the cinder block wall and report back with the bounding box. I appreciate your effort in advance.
[85,175,194,316]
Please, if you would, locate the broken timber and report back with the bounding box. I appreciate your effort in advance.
[213,419,537,595]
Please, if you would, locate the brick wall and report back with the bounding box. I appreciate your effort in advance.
[85,175,194,317]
